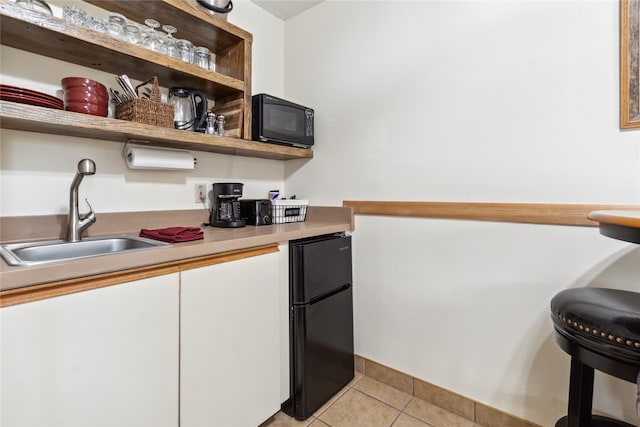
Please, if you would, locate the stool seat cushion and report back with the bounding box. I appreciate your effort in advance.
[551,288,640,365]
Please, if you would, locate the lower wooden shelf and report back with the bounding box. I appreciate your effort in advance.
[0,101,313,161]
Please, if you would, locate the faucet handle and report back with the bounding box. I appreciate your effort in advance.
[78,198,97,233]
[84,198,94,213]
[80,198,96,222]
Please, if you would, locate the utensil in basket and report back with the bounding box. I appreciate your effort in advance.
[115,75,137,99]
[115,76,174,128]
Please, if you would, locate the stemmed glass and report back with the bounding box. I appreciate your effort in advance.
[143,18,165,54]
[162,24,178,58]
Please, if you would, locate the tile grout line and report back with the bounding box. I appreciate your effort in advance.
[264,373,469,427]
[358,356,543,427]
[350,378,440,427]
[314,374,361,426]
[388,410,402,427]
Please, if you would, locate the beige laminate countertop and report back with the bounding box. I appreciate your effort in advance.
[0,206,354,292]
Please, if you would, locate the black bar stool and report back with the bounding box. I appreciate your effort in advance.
[550,288,640,427]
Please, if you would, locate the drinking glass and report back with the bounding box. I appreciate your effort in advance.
[175,39,194,63]
[162,24,178,58]
[124,24,142,44]
[107,12,127,39]
[87,16,108,33]
[143,19,165,53]
[193,47,210,69]
[17,0,53,16]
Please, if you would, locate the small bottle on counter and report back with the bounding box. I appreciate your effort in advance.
[205,112,216,135]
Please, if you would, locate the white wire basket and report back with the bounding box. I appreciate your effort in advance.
[271,199,309,224]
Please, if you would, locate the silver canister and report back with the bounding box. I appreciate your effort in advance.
[215,114,225,136]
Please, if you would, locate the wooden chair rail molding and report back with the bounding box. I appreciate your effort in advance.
[0,244,279,308]
[342,201,640,226]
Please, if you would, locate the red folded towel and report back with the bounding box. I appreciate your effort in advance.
[139,226,204,243]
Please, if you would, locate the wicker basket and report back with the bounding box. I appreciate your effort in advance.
[115,77,174,128]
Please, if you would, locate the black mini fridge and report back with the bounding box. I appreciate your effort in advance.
[282,233,354,420]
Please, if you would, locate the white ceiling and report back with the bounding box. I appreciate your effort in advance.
[250,0,324,20]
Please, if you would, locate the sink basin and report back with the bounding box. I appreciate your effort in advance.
[0,235,171,266]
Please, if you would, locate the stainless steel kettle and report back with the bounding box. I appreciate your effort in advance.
[168,87,208,132]
[196,0,233,21]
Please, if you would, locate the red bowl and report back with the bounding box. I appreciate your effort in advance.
[61,77,107,95]
[65,102,108,117]
[64,87,108,100]
[63,90,108,106]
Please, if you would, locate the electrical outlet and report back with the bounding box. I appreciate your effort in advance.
[195,183,207,203]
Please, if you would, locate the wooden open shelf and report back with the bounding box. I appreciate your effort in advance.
[0,101,313,161]
[0,0,311,160]
[0,1,244,98]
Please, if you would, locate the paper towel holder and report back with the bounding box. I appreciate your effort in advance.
[123,139,197,170]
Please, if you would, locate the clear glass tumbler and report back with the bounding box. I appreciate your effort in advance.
[107,12,127,39]
[124,24,142,44]
[17,0,53,15]
[87,16,108,33]
[193,47,210,69]
[175,39,194,63]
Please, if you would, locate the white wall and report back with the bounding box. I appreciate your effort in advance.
[283,1,640,426]
[231,0,285,96]
[0,0,286,217]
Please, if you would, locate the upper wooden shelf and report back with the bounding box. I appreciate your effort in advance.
[0,101,313,161]
[85,0,252,50]
[0,0,243,99]
[0,1,311,160]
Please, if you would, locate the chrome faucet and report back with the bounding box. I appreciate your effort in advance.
[66,159,97,242]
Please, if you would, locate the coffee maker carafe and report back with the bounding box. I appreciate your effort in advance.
[168,87,208,132]
[210,183,246,228]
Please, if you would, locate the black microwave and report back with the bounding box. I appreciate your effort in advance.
[252,94,314,148]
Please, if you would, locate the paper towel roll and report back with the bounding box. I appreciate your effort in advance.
[125,145,195,170]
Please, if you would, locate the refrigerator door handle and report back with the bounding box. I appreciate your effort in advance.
[307,283,351,306]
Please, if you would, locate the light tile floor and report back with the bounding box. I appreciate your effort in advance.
[260,373,482,427]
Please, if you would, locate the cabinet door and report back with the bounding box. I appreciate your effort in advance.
[0,274,180,427]
[181,252,280,427]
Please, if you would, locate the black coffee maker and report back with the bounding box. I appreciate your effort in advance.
[209,183,246,228]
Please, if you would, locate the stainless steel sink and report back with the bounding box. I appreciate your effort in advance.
[0,235,171,266]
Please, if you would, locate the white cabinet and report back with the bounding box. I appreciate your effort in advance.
[180,252,281,427]
[0,273,180,427]
[0,247,289,427]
